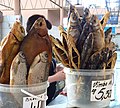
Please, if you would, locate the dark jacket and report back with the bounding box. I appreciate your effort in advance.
[46,58,57,105]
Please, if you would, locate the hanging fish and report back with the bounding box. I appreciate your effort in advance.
[80,33,94,68]
[67,34,81,69]
[0,21,25,84]
[90,15,105,52]
[107,52,117,69]
[58,25,68,52]
[67,5,82,43]
[88,48,109,69]
[76,22,92,54]
[80,8,92,28]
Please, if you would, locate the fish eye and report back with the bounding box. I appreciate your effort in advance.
[86,12,89,16]
[20,26,24,33]
[94,20,96,23]
[20,26,22,30]
[20,52,25,59]
[39,22,42,26]
[45,54,48,58]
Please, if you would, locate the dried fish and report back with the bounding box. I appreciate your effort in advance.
[81,8,92,28]
[0,21,25,84]
[67,5,82,43]
[10,51,27,85]
[90,15,105,52]
[76,22,92,54]
[100,11,110,29]
[81,33,94,68]
[28,51,49,84]
[50,35,69,67]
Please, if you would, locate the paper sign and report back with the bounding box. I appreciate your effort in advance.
[23,93,46,108]
[90,79,112,101]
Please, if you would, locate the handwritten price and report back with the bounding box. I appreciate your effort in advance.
[90,79,112,101]
[23,93,46,108]
[91,88,112,101]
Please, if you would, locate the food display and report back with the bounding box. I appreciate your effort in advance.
[0,3,118,108]
[50,5,117,108]
[0,17,52,108]
[10,17,52,85]
[0,17,52,85]
[50,5,117,70]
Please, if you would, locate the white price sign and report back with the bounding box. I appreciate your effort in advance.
[23,93,46,108]
[90,79,112,101]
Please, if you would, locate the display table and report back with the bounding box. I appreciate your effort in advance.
[47,95,67,108]
[47,94,120,108]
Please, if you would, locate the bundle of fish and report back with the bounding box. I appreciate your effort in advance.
[50,5,117,70]
[0,17,52,108]
[0,17,52,85]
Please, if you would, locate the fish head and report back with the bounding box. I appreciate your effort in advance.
[40,51,48,63]
[90,15,100,31]
[19,51,26,63]
[84,8,90,17]
[70,12,78,22]
[34,17,46,29]
[32,17,48,37]
[68,5,74,21]
[68,5,80,23]
[83,8,91,22]
[11,21,25,42]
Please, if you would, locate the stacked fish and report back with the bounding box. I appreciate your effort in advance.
[0,17,52,85]
[50,5,117,69]
[0,17,52,108]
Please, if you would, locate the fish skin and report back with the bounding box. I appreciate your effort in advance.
[20,17,52,73]
[0,21,25,84]
[81,33,94,68]
[90,15,105,52]
[100,11,110,29]
[10,51,27,85]
[67,5,82,43]
[28,51,49,84]
[76,22,92,54]
[80,8,92,28]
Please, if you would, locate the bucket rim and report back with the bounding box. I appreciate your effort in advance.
[0,81,49,93]
[64,67,114,76]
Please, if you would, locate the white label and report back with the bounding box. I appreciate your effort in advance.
[23,93,46,108]
[90,79,112,101]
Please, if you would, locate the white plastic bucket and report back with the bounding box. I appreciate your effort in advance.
[0,81,48,108]
[65,68,114,108]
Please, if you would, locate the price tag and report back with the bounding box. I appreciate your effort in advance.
[90,79,112,101]
[23,93,46,108]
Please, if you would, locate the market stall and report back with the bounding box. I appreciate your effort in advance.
[0,0,120,108]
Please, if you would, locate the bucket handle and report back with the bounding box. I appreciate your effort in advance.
[21,89,48,101]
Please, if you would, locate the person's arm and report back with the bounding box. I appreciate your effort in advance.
[48,69,65,83]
